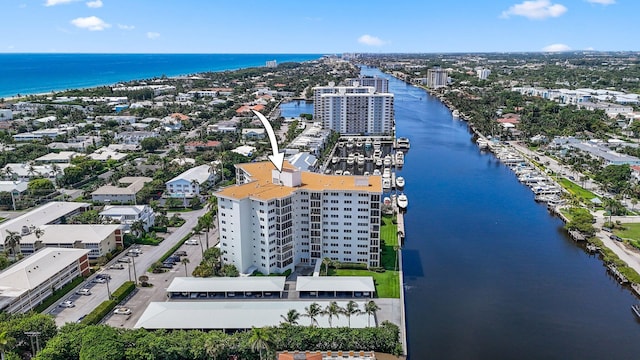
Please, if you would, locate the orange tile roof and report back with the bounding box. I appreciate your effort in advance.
[216,161,382,201]
[170,113,190,121]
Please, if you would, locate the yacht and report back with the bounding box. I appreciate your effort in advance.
[397,193,408,210]
[343,171,351,176]
[376,158,383,167]
[477,138,489,150]
[395,176,405,189]
[373,169,381,176]
[373,139,381,151]
[373,149,382,159]
[382,178,392,190]
[397,137,410,150]
[346,153,355,166]
[331,156,339,164]
[383,197,391,206]
[395,151,404,167]
[346,139,354,150]
[334,170,343,176]
[324,169,332,174]
[357,154,365,167]
[365,138,372,150]
[452,109,460,118]
[383,155,392,167]
[356,139,363,148]
[363,171,370,176]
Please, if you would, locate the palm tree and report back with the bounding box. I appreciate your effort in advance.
[364,300,381,327]
[324,301,342,328]
[322,257,332,276]
[280,309,300,326]
[34,227,45,240]
[304,302,322,327]
[248,326,271,360]
[4,230,21,258]
[181,257,190,277]
[343,300,361,328]
[0,330,15,360]
[197,212,215,249]
[130,220,145,238]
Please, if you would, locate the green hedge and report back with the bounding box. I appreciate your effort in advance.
[157,233,191,264]
[80,281,135,325]
[334,262,368,270]
[150,226,167,233]
[34,276,86,313]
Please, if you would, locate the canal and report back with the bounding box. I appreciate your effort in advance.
[358,67,640,359]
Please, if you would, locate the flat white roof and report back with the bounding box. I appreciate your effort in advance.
[166,277,286,293]
[0,181,28,194]
[167,164,211,184]
[0,201,90,239]
[135,300,372,329]
[20,224,121,245]
[0,247,89,299]
[295,276,375,293]
[35,151,79,162]
[100,205,148,217]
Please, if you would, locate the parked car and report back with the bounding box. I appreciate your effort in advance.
[109,263,125,270]
[166,256,180,263]
[59,300,75,308]
[117,257,131,263]
[76,288,91,296]
[113,307,132,315]
[128,248,142,254]
[610,235,623,242]
[161,263,174,269]
[92,278,106,284]
[96,274,111,280]
[185,239,199,245]
[602,227,612,233]
[174,250,187,257]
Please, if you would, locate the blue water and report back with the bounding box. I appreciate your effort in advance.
[280,100,314,118]
[0,53,321,98]
[358,67,640,359]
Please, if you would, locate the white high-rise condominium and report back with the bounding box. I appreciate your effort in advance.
[214,162,382,275]
[427,67,449,88]
[346,76,389,93]
[313,82,394,135]
[477,68,491,80]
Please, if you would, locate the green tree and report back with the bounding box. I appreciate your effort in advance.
[4,231,21,258]
[343,300,361,328]
[304,303,322,327]
[181,257,190,277]
[322,257,332,276]
[27,178,55,196]
[0,330,15,360]
[364,301,381,327]
[248,327,271,360]
[323,301,342,328]
[280,309,300,326]
[78,325,124,360]
[197,212,215,249]
[140,137,164,152]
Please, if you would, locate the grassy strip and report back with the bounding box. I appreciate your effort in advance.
[331,268,400,298]
[589,237,640,283]
[381,215,398,247]
[151,233,192,271]
[558,178,599,202]
[80,281,135,325]
[34,276,85,313]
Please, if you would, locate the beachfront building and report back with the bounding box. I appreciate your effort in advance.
[346,76,389,93]
[99,205,155,232]
[214,162,382,275]
[427,67,449,88]
[18,224,123,259]
[165,165,212,199]
[313,83,394,135]
[91,176,152,204]
[0,248,91,314]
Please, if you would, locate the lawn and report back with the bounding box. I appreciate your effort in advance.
[558,178,599,202]
[614,223,640,250]
[330,268,401,298]
[381,215,398,247]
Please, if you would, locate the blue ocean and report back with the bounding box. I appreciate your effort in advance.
[0,53,322,98]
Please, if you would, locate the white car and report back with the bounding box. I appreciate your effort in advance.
[59,300,75,308]
[92,278,106,284]
[185,239,199,245]
[76,288,91,296]
[109,263,125,270]
[113,307,132,315]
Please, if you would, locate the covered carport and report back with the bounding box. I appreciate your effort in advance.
[166,277,286,299]
[295,276,375,298]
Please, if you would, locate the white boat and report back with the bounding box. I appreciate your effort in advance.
[343,171,351,176]
[395,151,404,167]
[452,109,460,118]
[373,139,381,150]
[373,169,381,176]
[383,168,391,178]
[376,158,383,167]
[357,154,365,166]
[397,137,410,150]
[334,170,343,176]
[396,176,405,188]
[363,171,370,176]
[397,193,408,209]
[477,138,489,149]
[383,197,391,205]
[331,156,339,164]
[382,178,392,190]
[356,139,363,148]
[347,154,355,166]
[383,155,392,167]
[373,149,382,159]
[324,169,332,174]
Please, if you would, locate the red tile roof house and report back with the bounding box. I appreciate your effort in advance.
[184,140,222,153]
[236,104,266,115]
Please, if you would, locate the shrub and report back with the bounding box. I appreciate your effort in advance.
[334,262,368,270]
[112,281,135,303]
[33,276,85,313]
[81,300,117,325]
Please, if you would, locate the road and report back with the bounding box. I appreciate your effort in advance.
[50,208,208,326]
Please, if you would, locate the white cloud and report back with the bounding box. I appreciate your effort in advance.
[117,24,135,30]
[146,32,160,39]
[70,16,111,31]
[86,0,103,8]
[501,0,567,19]
[586,0,615,4]
[357,34,386,47]
[542,43,571,52]
[45,0,78,6]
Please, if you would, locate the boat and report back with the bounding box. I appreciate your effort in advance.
[343,171,351,176]
[357,154,365,167]
[363,171,370,176]
[396,176,405,188]
[331,156,339,164]
[365,138,372,149]
[376,158,383,167]
[397,137,410,150]
[452,109,460,118]
[346,140,354,150]
[397,193,408,210]
[373,139,381,150]
[395,151,404,167]
[477,138,489,149]
[373,169,381,176]
[382,178,392,190]
[373,149,382,159]
[383,197,391,206]
[383,155,392,167]
[324,169,332,174]
[356,139,363,148]
[346,154,355,166]
[334,170,343,176]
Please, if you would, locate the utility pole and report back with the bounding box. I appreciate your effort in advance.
[131,254,138,285]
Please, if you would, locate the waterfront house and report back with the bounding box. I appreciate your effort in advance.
[165,165,212,199]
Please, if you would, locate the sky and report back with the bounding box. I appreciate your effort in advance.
[1,0,638,53]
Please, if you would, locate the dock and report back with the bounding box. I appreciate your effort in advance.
[396,209,407,355]
[607,264,629,284]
